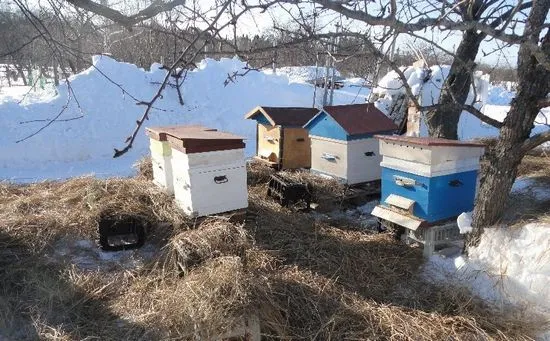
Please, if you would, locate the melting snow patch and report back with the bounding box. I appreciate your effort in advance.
[424,223,550,336]
[51,237,159,271]
[512,177,550,201]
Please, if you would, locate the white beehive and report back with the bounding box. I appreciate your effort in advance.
[303,103,398,184]
[149,126,248,217]
[146,127,178,194]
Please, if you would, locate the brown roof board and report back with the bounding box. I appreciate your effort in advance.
[322,103,397,136]
[245,106,319,127]
[146,125,245,154]
[146,125,214,141]
[375,135,485,148]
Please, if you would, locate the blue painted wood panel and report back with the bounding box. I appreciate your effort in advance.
[304,111,348,141]
[381,167,478,222]
[381,168,430,219]
[427,170,478,222]
[250,113,272,126]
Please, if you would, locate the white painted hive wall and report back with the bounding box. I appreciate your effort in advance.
[310,136,348,180]
[379,140,433,164]
[171,148,245,170]
[172,150,247,217]
[381,156,481,177]
[346,138,382,184]
[378,140,483,177]
[149,139,174,194]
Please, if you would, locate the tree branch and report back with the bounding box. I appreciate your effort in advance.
[113,0,232,157]
[462,104,503,128]
[64,0,186,28]
[521,130,550,153]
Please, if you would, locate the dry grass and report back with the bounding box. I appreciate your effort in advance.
[163,218,250,274]
[0,167,543,340]
[0,176,188,252]
[517,154,550,177]
[134,156,154,181]
[245,185,540,340]
[247,159,347,210]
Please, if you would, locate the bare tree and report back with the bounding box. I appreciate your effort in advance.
[469,0,550,245]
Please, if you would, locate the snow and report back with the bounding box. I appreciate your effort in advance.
[0,56,369,182]
[512,177,550,201]
[372,64,550,142]
[425,224,550,327]
[456,212,473,234]
[424,175,550,338]
[265,66,341,83]
[373,65,489,110]
[427,176,550,338]
[51,237,159,271]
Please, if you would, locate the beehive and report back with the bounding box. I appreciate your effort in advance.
[146,126,189,194]
[371,135,485,230]
[303,103,397,184]
[148,126,247,217]
[245,106,319,169]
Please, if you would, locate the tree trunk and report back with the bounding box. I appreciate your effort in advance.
[425,29,483,139]
[470,2,550,247]
[14,64,27,86]
[53,59,59,86]
[5,65,11,87]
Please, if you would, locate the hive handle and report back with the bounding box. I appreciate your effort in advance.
[449,179,463,187]
[364,151,376,157]
[321,153,336,161]
[214,175,228,184]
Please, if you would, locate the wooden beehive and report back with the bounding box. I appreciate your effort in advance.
[303,103,397,185]
[371,135,485,230]
[148,126,247,217]
[245,106,319,169]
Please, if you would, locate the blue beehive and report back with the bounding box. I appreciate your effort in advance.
[371,135,484,230]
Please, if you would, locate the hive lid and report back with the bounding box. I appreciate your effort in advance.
[146,125,245,154]
[146,125,215,141]
[375,135,485,148]
[244,106,319,127]
[306,103,398,136]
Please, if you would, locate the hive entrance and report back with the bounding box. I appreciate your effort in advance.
[98,213,147,251]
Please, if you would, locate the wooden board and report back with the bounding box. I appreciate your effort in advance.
[173,164,248,217]
[346,137,382,184]
[257,124,281,163]
[310,135,348,180]
[281,127,311,169]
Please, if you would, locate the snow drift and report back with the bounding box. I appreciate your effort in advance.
[426,223,550,337]
[0,56,368,181]
[372,65,550,141]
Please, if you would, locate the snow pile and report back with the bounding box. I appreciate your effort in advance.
[0,56,368,181]
[372,65,550,141]
[487,84,515,105]
[266,66,341,83]
[426,223,550,335]
[372,66,489,109]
